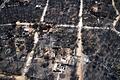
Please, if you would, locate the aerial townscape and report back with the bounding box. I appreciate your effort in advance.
[0,0,120,80]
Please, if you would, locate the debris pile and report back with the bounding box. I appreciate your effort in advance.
[0,0,120,80]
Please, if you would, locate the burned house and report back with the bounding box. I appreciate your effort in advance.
[0,0,120,80]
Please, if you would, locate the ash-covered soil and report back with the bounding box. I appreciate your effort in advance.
[50,27,77,48]
[82,0,120,80]
[0,0,120,80]
[44,0,79,25]
[0,24,78,80]
[82,29,120,80]
[0,0,47,24]
[83,0,115,27]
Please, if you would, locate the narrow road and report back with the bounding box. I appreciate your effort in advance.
[22,32,39,76]
[40,0,49,22]
[76,0,84,80]
[21,0,49,75]
[83,26,110,30]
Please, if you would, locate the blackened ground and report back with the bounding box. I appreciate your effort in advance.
[83,0,116,27]
[0,24,32,75]
[0,25,15,60]
[82,29,120,80]
[44,0,79,25]
[0,0,4,5]
[0,61,24,75]
[51,27,77,48]
[26,64,54,80]
[115,21,120,32]
[0,0,47,24]
[34,27,77,48]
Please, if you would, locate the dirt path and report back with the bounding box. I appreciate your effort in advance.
[22,32,39,76]
[40,0,49,22]
[76,0,84,80]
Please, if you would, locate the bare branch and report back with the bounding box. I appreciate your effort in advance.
[112,0,119,15]
[112,0,120,35]
[112,15,120,36]
[0,0,10,11]
[113,15,120,27]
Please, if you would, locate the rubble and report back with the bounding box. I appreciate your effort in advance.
[0,0,120,80]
